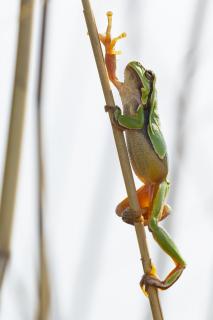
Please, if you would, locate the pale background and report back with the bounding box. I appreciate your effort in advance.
[0,0,213,319]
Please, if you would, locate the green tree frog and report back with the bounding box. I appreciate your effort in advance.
[99,12,186,291]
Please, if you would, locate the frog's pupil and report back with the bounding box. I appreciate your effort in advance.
[145,70,153,80]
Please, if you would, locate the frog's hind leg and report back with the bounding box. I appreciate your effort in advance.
[142,181,186,291]
[116,184,170,226]
[116,184,153,225]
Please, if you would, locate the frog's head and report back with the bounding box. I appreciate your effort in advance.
[124,61,156,107]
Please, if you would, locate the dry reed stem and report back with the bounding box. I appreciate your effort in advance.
[36,1,50,319]
[81,1,164,319]
[0,0,35,287]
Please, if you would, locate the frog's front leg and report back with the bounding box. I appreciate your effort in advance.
[99,11,126,89]
[141,180,186,291]
[105,104,145,131]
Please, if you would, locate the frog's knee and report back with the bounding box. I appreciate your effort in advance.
[148,217,158,233]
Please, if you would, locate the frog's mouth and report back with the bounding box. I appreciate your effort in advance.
[120,67,141,107]
[125,62,155,109]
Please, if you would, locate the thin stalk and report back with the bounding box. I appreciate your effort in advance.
[169,0,208,207]
[36,1,50,319]
[81,1,164,319]
[0,0,35,288]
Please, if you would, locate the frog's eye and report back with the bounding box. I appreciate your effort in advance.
[145,70,154,81]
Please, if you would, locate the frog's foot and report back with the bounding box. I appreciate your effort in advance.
[116,205,170,226]
[99,12,126,89]
[99,12,126,55]
[140,263,158,296]
[140,264,185,292]
[160,204,171,221]
[118,207,147,225]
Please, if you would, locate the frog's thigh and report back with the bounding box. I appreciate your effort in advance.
[116,184,154,217]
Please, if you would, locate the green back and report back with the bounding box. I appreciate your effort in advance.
[147,86,167,160]
[127,61,167,160]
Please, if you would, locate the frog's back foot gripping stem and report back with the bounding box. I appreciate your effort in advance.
[141,181,186,292]
[140,263,185,291]
[99,12,126,89]
[116,182,186,292]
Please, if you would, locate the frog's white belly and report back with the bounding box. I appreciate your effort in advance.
[126,130,168,184]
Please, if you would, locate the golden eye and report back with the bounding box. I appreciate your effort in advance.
[145,70,154,81]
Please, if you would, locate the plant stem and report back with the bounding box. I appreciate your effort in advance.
[36,0,50,319]
[81,1,164,319]
[0,0,35,288]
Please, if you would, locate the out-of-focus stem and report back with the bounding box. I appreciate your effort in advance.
[36,0,50,319]
[0,0,35,288]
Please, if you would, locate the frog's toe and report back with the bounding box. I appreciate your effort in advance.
[140,263,159,295]
[140,274,166,292]
[121,208,145,225]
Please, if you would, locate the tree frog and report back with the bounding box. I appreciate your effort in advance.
[99,12,186,291]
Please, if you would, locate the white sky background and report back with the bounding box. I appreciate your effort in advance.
[0,0,213,319]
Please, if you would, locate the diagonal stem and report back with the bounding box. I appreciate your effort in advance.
[81,1,164,319]
[0,0,35,289]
